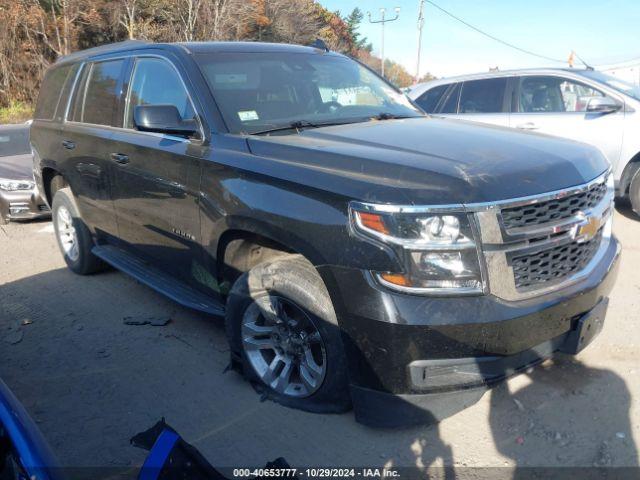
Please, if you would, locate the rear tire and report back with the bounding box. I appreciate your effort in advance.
[225,255,351,413]
[629,169,640,217]
[52,187,105,275]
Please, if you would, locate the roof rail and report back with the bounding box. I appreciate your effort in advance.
[309,39,330,52]
[56,40,151,63]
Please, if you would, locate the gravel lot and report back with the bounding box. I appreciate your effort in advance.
[0,203,639,478]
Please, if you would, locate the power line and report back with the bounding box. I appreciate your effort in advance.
[424,0,568,64]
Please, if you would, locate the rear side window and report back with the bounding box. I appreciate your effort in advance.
[72,59,125,126]
[34,64,73,120]
[439,83,461,114]
[459,78,507,113]
[0,127,30,156]
[125,57,195,129]
[53,63,80,121]
[415,84,449,113]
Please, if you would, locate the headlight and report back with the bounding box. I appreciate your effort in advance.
[350,203,486,295]
[0,178,35,191]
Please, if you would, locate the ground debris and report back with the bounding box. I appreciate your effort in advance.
[124,315,172,326]
[594,441,613,467]
[513,398,525,411]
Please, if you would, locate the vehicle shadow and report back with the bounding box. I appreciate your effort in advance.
[615,197,638,220]
[0,266,637,479]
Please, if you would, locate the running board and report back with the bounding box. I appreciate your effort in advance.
[92,245,225,316]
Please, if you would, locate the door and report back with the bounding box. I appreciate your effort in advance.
[61,59,128,239]
[510,75,624,167]
[453,77,510,127]
[109,55,205,283]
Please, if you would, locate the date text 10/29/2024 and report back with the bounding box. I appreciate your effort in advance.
[232,468,401,478]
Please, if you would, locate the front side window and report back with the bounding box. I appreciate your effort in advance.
[78,59,125,126]
[126,57,196,129]
[519,76,605,113]
[459,78,507,114]
[194,52,422,134]
[415,84,449,113]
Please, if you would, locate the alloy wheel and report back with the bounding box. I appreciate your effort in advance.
[56,205,79,262]
[241,295,327,398]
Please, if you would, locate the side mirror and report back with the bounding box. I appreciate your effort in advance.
[133,105,198,137]
[586,97,621,114]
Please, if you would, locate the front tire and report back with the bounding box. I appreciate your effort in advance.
[629,169,640,217]
[52,187,105,275]
[225,255,351,413]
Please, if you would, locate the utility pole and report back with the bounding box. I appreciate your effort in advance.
[368,7,400,78]
[415,0,425,83]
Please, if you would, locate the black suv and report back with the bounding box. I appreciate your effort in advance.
[31,40,620,427]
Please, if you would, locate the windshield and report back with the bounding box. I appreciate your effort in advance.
[0,127,30,157]
[578,70,640,101]
[194,52,423,134]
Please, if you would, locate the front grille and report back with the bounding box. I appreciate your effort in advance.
[510,230,603,291]
[501,180,607,230]
[38,205,50,212]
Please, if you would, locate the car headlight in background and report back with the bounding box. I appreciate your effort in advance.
[0,178,35,191]
[350,203,486,295]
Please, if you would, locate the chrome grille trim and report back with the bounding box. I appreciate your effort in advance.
[475,171,614,301]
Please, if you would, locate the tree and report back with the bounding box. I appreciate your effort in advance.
[343,8,371,52]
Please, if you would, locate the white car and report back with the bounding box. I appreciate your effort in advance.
[409,68,640,213]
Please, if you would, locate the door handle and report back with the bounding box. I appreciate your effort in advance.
[62,140,76,150]
[516,122,539,130]
[110,153,130,165]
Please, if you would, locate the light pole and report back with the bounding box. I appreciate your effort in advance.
[415,0,425,83]
[368,7,400,78]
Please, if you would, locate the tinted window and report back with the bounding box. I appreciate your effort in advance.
[126,57,195,129]
[54,63,80,121]
[34,64,73,120]
[0,127,30,156]
[69,65,89,123]
[459,78,507,113]
[439,83,461,113]
[415,84,449,113]
[519,76,605,113]
[81,60,125,126]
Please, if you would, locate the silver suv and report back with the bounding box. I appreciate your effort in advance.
[409,68,640,213]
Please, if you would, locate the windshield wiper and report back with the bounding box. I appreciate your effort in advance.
[371,112,421,120]
[251,120,357,136]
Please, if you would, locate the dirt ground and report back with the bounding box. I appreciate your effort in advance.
[1,202,639,478]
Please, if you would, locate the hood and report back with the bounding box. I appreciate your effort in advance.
[0,153,35,182]
[246,117,608,205]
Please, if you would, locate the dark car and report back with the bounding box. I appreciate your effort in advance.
[0,124,50,224]
[30,40,620,427]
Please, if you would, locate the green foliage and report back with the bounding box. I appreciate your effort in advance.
[342,7,371,52]
[0,101,33,124]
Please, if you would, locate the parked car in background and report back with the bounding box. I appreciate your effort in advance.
[31,41,619,427]
[409,68,640,214]
[0,124,50,224]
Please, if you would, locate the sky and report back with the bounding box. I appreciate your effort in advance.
[318,0,640,79]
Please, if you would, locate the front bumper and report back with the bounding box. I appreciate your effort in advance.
[320,235,621,427]
[0,188,51,222]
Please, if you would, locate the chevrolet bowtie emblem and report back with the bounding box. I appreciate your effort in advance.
[576,215,601,242]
